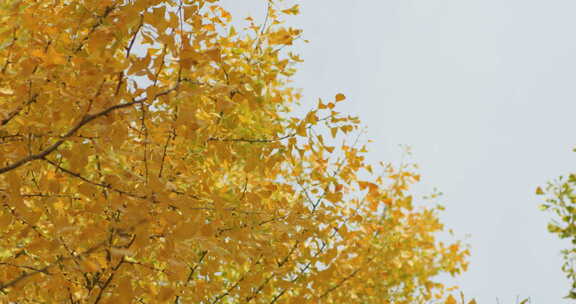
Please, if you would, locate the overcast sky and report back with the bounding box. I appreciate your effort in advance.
[223,1,576,302]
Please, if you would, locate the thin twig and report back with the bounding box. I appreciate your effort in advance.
[41,158,147,200]
[93,258,125,304]
[0,262,51,275]
[173,250,207,303]
[126,14,144,58]
[0,94,38,127]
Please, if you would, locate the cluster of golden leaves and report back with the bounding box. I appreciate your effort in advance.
[0,0,469,303]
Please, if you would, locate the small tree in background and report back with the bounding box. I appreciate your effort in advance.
[539,168,576,299]
[0,0,468,302]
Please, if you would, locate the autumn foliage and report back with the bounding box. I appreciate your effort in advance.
[539,169,576,299]
[0,0,468,303]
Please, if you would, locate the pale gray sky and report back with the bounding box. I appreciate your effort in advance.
[224,1,576,302]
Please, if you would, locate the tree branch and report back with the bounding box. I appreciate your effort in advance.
[93,258,125,304]
[0,86,178,175]
[0,94,38,127]
[0,262,51,275]
[126,14,144,58]
[317,256,376,299]
[173,250,207,303]
[0,241,106,292]
[42,158,147,200]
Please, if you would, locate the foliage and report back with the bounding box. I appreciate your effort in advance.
[539,171,576,299]
[0,0,468,303]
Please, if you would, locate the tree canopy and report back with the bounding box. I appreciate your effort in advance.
[0,0,468,303]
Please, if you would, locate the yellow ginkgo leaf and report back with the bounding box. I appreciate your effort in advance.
[335,93,346,102]
[445,295,457,304]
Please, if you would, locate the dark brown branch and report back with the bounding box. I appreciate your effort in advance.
[278,241,299,267]
[245,274,275,303]
[207,134,293,144]
[1,28,17,74]
[159,104,178,179]
[93,258,125,304]
[216,215,286,236]
[126,14,144,58]
[245,240,300,303]
[2,202,46,239]
[140,99,149,184]
[318,269,361,299]
[207,116,330,144]
[186,251,208,284]
[211,276,244,304]
[269,289,286,304]
[0,86,178,175]
[74,5,116,53]
[0,263,54,292]
[173,250,207,303]
[123,260,164,273]
[1,94,38,127]
[0,262,51,275]
[0,241,106,292]
[266,156,361,303]
[190,206,262,215]
[114,72,124,96]
[158,128,174,178]
[0,189,81,200]
[0,133,99,142]
[317,256,376,299]
[41,158,147,200]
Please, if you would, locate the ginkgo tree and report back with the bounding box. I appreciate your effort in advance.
[539,163,576,299]
[0,0,469,303]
